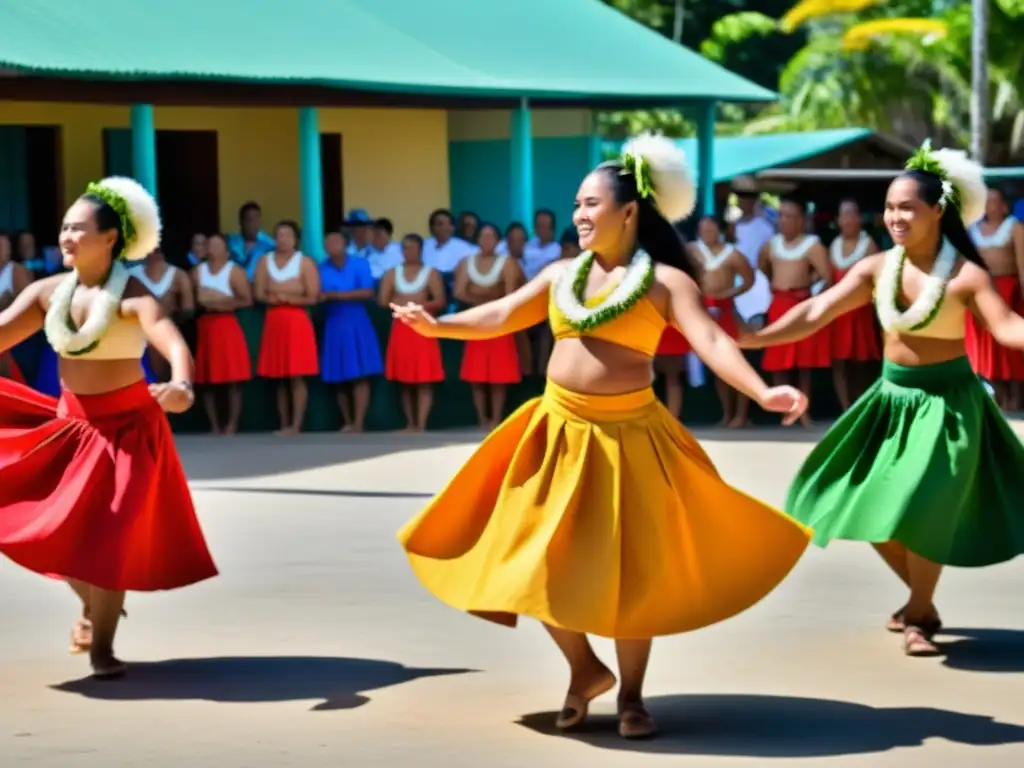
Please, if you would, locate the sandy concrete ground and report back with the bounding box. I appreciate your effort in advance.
[1,427,1023,767]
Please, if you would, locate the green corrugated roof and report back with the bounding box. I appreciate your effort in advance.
[609,128,874,181]
[0,0,775,104]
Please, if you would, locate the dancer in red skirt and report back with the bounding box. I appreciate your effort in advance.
[192,232,254,435]
[253,221,321,435]
[454,224,525,428]
[758,198,833,426]
[379,234,447,431]
[828,200,882,410]
[0,176,216,679]
[966,188,1024,410]
[688,216,756,426]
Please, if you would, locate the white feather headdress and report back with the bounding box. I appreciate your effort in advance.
[621,133,696,222]
[905,141,987,227]
[85,176,162,262]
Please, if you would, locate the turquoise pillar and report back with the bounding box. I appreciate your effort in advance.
[509,98,534,228]
[587,110,602,169]
[695,100,717,217]
[298,107,324,259]
[130,104,157,196]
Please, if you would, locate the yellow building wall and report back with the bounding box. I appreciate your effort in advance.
[0,102,450,238]
[447,108,593,141]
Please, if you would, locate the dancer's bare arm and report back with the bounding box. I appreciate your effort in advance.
[661,266,807,424]
[391,262,562,341]
[744,254,879,348]
[0,281,46,352]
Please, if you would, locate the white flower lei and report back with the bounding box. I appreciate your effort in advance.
[830,231,870,271]
[874,238,958,332]
[44,260,133,356]
[466,252,508,287]
[394,264,431,294]
[553,250,654,331]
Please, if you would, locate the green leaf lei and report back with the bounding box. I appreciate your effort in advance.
[85,181,137,259]
[558,250,655,332]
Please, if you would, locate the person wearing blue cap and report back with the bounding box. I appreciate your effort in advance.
[344,209,374,259]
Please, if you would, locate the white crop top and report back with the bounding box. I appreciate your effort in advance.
[136,265,178,299]
[57,316,147,360]
[265,251,303,282]
[199,262,235,296]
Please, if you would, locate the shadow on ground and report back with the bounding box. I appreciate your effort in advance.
[940,627,1024,673]
[176,433,476,482]
[52,656,473,712]
[517,693,1024,757]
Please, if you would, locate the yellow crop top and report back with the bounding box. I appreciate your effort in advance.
[548,283,667,357]
[875,293,966,340]
[57,316,148,361]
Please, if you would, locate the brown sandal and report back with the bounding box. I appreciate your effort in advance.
[903,624,942,657]
[554,671,617,731]
[887,607,942,634]
[618,702,658,739]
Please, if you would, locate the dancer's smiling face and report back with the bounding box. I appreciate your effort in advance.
[884,176,942,248]
[573,170,639,255]
[60,197,120,271]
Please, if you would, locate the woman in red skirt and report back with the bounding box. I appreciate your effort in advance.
[0,176,217,679]
[454,224,525,429]
[380,234,447,431]
[827,201,882,410]
[253,221,321,436]
[192,233,254,435]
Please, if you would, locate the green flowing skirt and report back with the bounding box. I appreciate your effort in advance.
[786,356,1024,567]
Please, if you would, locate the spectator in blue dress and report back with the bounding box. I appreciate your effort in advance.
[320,230,383,432]
[228,201,276,281]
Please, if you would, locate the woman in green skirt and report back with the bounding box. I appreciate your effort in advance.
[741,141,1024,657]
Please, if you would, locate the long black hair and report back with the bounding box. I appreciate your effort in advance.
[594,161,698,280]
[899,169,986,269]
[80,194,127,259]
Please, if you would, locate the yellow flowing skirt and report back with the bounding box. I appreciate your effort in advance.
[398,380,812,639]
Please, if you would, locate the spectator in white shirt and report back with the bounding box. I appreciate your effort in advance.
[422,208,475,275]
[729,177,775,326]
[365,218,404,283]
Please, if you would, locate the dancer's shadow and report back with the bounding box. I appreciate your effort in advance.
[517,694,1024,757]
[52,656,473,712]
[940,627,1024,673]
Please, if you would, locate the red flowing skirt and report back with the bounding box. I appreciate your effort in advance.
[386,320,445,384]
[656,326,690,355]
[0,379,218,591]
[257,305,319,379]
[965,275,1024,380]
[0,352,25,384]
[762,289,831,371]
[705,296,739,338]
[195,313,253,385]
[460,335,521,384]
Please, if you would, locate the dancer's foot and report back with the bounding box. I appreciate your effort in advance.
[886,605,942,634]
[69,619,92,654]
[90,652,127,679]
[340,424,362,434]
[223,423,239,437]
[554,665,616,731]
[903,622,942,657]
[618,699,658,739]
[274,426,300,437]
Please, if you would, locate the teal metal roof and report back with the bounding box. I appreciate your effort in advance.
[608,128,875,181]
[0,0,775,104]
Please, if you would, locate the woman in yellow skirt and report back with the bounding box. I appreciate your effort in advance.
[391,135,813,739]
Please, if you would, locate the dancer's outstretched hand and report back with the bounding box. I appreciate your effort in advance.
[390,302,437,336]
[149,382,194,413]
[757,385,808,426]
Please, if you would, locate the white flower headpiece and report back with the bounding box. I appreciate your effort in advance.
[905,140,987,226]
[620,133,697,222]
[84,176,162,262]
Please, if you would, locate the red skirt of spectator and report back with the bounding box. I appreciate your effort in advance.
[386,319,445,384]
[966,275,1024,381]
[0,378,218,592]
[762,289,831,371]
[828,268,881,362]
[257,305,319,379]
[195,313,253,385]
[656,326,690,355]
[1,352,25,384]
[460,335,521,384]
[705,297,739,338]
